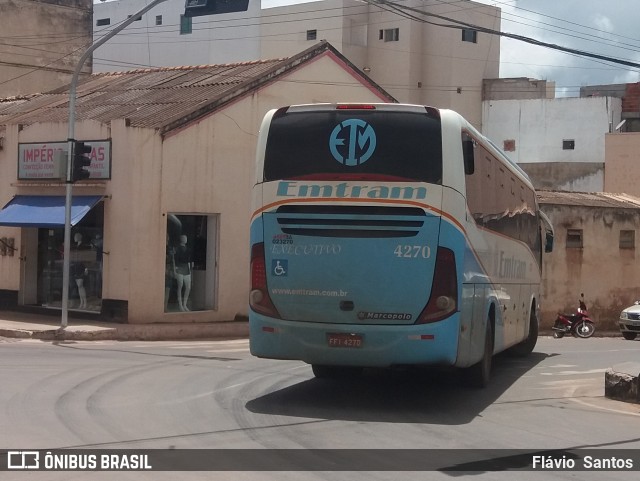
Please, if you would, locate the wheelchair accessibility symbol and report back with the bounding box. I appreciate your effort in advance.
[272,259,288,276]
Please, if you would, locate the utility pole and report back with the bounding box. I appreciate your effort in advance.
[60,0,250,329]
[61,0,170,329]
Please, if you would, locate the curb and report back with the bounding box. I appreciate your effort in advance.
[605,362,640,404]
[0,321,249,342]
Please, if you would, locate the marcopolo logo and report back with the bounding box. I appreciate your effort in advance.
[329,119,377,166]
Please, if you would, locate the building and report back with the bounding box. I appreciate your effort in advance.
[538,190,640,331]
[592,82,640,196]
[0,0,92,98]
[605,131,640,195]
[0,42,395,323]
[582,82,640,133]
[92,0,262,69]
[93,0,501,127]
[483,77,555,101]
[482,89,621,192]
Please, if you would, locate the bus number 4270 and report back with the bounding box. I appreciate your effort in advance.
[394,245,431,258]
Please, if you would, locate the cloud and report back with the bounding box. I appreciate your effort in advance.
[592,14,613,33]
[472,0,640,95]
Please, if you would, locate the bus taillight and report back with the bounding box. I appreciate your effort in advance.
[250,243,281,318]
[416,247,458,324]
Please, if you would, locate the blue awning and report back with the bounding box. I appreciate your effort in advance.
[0,195,103,228]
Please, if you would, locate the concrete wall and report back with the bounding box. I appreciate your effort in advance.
[520,162,604,192]
[482,97,621,191]
[483,78,555,100]
[605,132,640,195]
[262,0,501,127]
[540,203,640,331]
[92,0,262,71]
[93,0,499,129]
[412,0,501,129]
[0,0,92,97]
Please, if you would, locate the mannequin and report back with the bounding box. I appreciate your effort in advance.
[72,232,87,309]
[165,235,175,311]
[173,234,193,311]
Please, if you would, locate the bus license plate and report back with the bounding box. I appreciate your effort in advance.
[327,333,363,348]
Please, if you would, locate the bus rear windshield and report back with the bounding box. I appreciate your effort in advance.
[263,109,443,183]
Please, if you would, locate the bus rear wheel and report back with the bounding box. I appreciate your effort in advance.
[464,320,494,389]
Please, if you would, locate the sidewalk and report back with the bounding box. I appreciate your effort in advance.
[0,310,249,341]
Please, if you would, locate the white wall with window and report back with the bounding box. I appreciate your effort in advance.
[482,97,621,165]
[92,0,261,71]
[482,97,621,192]
[93,0,500,128]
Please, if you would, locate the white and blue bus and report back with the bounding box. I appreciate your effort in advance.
[249,103,553,387]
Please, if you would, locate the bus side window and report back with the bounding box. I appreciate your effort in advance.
[462,134,475,175]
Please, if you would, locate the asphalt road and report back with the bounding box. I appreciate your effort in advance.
[1,336,639,481]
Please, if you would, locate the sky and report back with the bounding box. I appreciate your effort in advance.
[262,0,640,97]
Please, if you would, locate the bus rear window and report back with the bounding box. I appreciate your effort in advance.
[263,109,442,183]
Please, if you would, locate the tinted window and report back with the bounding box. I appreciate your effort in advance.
[464,134,541,260]
[263,109,442,183]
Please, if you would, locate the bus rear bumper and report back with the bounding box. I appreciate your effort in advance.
[249,314,459,367]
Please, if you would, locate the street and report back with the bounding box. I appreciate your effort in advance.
[1,336,639,480]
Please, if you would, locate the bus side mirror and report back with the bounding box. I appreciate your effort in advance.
[539,210,554,253]
[462,139,474,175]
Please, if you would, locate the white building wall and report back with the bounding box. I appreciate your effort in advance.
[93,0,500,128]
[482,97,622,164]
[420,1,501,128]
[92,0,262,71]
[0,52,393,323]
[260,0,368,67]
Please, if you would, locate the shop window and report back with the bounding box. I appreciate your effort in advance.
[165,214,218,313]
[566,229,583,248]
[36,202,105,312]
[620,230,635,249]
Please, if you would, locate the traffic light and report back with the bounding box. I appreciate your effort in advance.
[72,141,92,182]
[184,0,249,17]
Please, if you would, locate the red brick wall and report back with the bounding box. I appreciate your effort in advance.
[623,83,640,112]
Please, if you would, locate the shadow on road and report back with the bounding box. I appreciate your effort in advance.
[246,351,551,425]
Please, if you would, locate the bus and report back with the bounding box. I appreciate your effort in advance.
[249,103,553,387]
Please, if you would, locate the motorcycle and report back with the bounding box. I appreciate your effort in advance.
[552,293,595,338]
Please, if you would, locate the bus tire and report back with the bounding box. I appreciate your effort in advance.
[311,364,362,379]
[464,319,494,389]
[508,305,538,357]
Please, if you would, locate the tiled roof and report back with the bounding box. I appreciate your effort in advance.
[537,190,640,209]
[0,41,395,136]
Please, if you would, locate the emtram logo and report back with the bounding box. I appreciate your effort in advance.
[329,119,377,166]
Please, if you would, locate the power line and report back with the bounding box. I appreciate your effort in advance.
[369,0,640,69]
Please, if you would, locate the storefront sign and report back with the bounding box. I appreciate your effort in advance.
[18,141,111,180]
